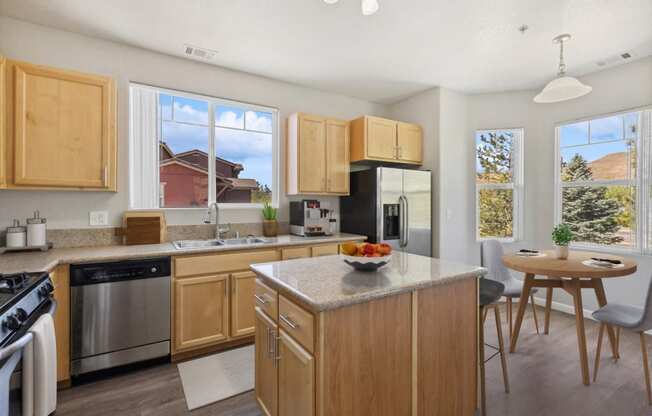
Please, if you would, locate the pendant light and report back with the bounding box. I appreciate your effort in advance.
[534,34,592,104]
[323,0,379,16]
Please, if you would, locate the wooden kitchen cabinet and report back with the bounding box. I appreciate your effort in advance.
[350,115,422,165]
[277,330,315,416]
[174,274,229,351]
[286,113,350,195]
[255,307,278,416]
[0,57,117,190]
[281,246,311,260]
[51,264,70,384]
[230,271,256,338]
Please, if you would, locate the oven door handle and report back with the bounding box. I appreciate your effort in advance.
[0,332,33,362]
[46,299,57,316]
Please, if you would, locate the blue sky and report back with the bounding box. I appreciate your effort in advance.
[159,94,273,188]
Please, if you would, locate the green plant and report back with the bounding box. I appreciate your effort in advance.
[552,223,573,246]
[262,202,277,221]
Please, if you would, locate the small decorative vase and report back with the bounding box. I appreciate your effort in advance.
[555,245,569,260]
[262,220,278,237]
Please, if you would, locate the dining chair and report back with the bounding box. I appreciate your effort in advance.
[480,240,540,340]
[479,278,509,416]
[593,275,652,404]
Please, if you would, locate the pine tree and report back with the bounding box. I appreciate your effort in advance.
[561,154,623,244]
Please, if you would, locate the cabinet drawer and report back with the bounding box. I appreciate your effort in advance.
[311,244,339,257]
[255,279,278,322]
[175,249,280,277]
[279,295,314,353]
[281,246,311,260]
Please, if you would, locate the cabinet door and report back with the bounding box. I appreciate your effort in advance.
[325,119,349,194]
[298,114,326,193]
[311,244,339,257]
[366,116,397,160]
[12,61,116,189]
[255,307,278,416]
[51,264,70,383]
[278,330,314,416]
[397,122,422,164]
[281,246,311,260]
[231,271,256,338]
[174,274,229,351]
[0,56,6,187]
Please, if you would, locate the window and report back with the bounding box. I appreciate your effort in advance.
[129,84,278,209]
[555,107,652,253]
[475,129,524,241]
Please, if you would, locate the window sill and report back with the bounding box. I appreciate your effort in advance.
[569,243,643,257]
[477,237,518,244]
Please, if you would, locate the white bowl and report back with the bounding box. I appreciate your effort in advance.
[342,254,392,271]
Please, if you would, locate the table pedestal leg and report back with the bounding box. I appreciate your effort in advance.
[569,279,591,385]
[509,273,535,353]
[593,279,619,359]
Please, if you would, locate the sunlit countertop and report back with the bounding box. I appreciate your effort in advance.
[250,252,486,312]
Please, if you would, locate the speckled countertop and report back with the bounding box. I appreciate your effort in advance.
[250,252,486,312]
[0,233,366,275]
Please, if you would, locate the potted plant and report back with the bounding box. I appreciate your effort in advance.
[551,223,572,259]
[262,202,278,237]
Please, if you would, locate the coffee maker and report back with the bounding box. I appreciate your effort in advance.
[290,200,333,237]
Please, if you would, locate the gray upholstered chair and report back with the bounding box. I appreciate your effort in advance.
[593,277,652,404]
[480,240,540,340]
[479,278,509,416]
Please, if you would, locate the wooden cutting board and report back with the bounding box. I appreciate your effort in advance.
[122,211,167,245]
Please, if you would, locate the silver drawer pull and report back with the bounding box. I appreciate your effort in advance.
[280,314,299,329]
[254,294,268,305]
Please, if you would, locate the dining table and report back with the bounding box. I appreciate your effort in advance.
[502,249,637,386]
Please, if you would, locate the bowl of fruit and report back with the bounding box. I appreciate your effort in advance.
[340,242,393,271]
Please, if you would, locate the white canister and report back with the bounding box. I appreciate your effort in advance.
[6,220,27,248]
[26,211,47,247]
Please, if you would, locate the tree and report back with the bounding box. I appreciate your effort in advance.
[561,154,623,245]
[477,132,514,238]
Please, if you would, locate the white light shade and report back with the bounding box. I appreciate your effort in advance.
[323,0,339,4]
[361,0,379,15]
[533,76,592,104]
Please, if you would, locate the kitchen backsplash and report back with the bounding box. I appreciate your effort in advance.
[1,222,290,249]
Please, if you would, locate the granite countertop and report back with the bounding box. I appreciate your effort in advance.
[250,252,486,312]
[0,233,366,275]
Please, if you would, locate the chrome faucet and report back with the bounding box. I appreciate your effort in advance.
[205,202,230,240]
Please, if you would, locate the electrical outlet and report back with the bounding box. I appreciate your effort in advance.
[89,211,109,226]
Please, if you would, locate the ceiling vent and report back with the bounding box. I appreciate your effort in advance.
[596,51,637,67]
[183,44,218,61]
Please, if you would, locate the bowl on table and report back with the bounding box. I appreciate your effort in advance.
[342,254,392,271]
[340,242,393,272]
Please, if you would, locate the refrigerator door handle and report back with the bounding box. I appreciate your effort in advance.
[404,195,410,246]
[399,195,407,248]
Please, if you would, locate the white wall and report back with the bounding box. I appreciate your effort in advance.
[388,88,440,256]
[467,57,652,312]
[0,16,389,229]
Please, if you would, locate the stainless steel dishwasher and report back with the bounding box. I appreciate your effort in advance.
[70,257,171,376]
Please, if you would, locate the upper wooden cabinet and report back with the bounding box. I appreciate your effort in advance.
[286,113,349,195]
[0,57,117,191]
[350,116,423,165]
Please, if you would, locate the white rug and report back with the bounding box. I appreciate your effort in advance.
[177,345,255,410]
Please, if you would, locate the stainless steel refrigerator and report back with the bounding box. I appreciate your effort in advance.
[340,167,432,257]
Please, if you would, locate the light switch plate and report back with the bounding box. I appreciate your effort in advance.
[89,211,109,226]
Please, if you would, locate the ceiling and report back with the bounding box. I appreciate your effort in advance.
[1,0,651,104]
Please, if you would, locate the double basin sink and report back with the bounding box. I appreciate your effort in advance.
[172,236,270,250]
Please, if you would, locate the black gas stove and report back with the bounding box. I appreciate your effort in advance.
[0,271,53,347]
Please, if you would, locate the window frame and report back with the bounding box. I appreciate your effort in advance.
[475,128,524,243]
[132,82,279,210]
[554,106,652,255]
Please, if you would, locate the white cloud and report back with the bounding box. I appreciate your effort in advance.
[217,110,244,128]
[245,111,272,133]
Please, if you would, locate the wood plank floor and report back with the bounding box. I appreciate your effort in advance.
[57,307,652,415]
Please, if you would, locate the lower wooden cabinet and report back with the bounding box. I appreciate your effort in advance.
[277,330,315,416]
[255,308,278,416]
[174,274,229,351]
[231,271,256,338]
[281,246,311,260]
[51,264,70,383]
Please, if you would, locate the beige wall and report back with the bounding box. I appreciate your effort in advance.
[0,16,389,229]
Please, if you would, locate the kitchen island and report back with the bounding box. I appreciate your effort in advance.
[250,252,485,416]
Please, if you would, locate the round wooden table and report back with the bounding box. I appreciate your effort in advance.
[502,250,637,386]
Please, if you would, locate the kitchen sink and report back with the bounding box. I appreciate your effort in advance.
[221,237,269,245]
[172,239,224,250]
[172,237,270,250]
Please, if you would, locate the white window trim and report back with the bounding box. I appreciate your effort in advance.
[130,82,280,210]
[554,105,652,255]
[475,128,524,243]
